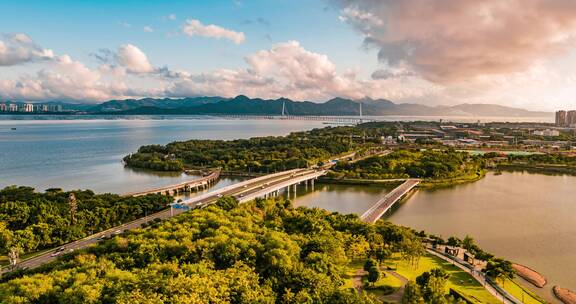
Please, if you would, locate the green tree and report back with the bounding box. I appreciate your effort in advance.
[363,258,377,272]
[403,281,423,304]
[462,235,474,251]
[215,196,238,211]
[446,237,460,247]
[367,266,380,286]
[485,258,515,286]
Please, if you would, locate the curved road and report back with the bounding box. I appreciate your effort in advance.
[3,168,323,274]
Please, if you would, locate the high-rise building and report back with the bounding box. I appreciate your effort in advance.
[556,110,567,126]
[8,104,18,112]
[567,110,576,127]
[0,104,6,112]
[22,103,34,112]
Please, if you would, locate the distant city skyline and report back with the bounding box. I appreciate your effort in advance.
[2,1,576,111]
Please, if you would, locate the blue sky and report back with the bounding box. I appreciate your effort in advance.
[2,0,576,110]
[0,0,376,76]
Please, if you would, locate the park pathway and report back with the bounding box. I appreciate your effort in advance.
[353,269,366,295]
[382,270,409,303]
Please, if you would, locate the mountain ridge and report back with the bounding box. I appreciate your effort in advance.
[89,95,550,117]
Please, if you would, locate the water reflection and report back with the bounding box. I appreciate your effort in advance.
[388,171,576,302]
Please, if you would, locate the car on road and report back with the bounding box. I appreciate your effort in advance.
[113,230,122,235]
[50,251,61,257]
[243,185,248,188]
[216,194,222,198]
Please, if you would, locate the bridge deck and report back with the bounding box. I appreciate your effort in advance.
[123,170,220,197]
[360,179,420,223]
[237,170,326,203]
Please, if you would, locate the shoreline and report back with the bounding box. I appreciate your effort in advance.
[512,263,547,288]
[320,170,486,189]
[554,286,576,304]
[498,164,576,175]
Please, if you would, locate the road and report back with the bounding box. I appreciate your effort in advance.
[360,179,420,223]
[3,168,323,273]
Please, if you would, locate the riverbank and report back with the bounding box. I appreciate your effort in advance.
[498,163,576,175]
[553,286,576,304]
[418,169,486,189]
[513,263,547,288]
[319,169,485,190]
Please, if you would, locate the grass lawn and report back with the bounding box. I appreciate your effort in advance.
[374,272,403,289]
[385,253,500,304]
[340,259,403,296]
[499,279,545,304]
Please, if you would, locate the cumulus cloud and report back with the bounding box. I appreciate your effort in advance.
[143,26,154,33]
[181,19,245,44]
[243,41,363,99]
[0,32,442,104]
[116,44,154,74]
[0,54,121,101]
[335,0,576,83]
[0,33,54,66]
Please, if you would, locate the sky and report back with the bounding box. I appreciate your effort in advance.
[2,0,576,111]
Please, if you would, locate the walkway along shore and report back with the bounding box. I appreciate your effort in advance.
[426,248,523,304]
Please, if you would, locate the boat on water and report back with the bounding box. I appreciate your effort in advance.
[10,127,16,130]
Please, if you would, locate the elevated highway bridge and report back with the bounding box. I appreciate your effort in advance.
[360,179,420,223]
[122,170,220,197]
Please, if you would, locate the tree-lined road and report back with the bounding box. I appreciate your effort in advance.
[3,168,325,274]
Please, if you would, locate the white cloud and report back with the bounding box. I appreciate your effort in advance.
[335,0,576,84]
[0,36,435,104]
[143,26,154,33]
[0,54,120,101]
[167,14,176,21]
[244,41,363,99]
[116,44,154,74]
[0,33,54,66]
[181,19,245,44]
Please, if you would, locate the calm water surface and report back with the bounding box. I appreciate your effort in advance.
[388,171,576,302]
[291,183,389,215]
[0,117,323,193]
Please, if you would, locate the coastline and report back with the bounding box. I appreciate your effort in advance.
[512,263,547,288]
[498,164,576,175]
[320,170,486,189]
[554,286,576,304]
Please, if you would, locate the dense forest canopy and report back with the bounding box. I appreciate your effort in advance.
[123,126,389,173]
[506,153,576,165]
[329,150,482,180]
[0,197,423,304]
[0,186,172,255]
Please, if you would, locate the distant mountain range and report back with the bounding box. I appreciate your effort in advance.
[86,95,550,118]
